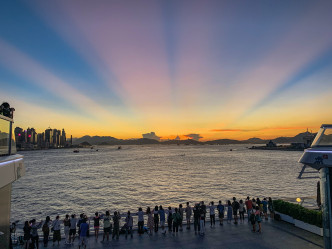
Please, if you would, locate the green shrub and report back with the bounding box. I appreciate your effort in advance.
[273,200,322,228]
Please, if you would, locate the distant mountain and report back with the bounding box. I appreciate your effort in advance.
[273,132,316,144]
[205,139,244,145]
[73,131,316,146]
[242,137,267,144]
[162,139,202,145]
[73,135,118,145]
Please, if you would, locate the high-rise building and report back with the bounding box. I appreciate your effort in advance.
[14,127,24,145]
[26,128,37,144]
[45,128,53,147]
[61,129,66,146]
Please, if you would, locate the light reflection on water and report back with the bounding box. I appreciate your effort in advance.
[11,144,316,221]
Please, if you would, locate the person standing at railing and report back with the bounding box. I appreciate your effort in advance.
[232,197,239,224]
[245,197,253,223]
[102,211,111,242]
[69,214,77,244]
[268,197,274,219]
[125,211,133,239]
[193,203,200,234]
[185,202,192,230]
[112,211,121,239]
[77,214,84,240]
[199,205,205,235]
[217,201,225,226]
[239,200,245,223]
[137,207,144,235]
[23,221,31,249]
[93,212,101,241]
[146,207,154,235]
[200,201,207,226]
[52,216,61,246]
[78,217,89,249]
[179,204,184,231]
[262,198,268,220]
[256,198,262,216]
[226,200,232,224]
[209,201,216,227]
[172,208,181,234]
[159,205,166,234]
[63,214,71,244]
[252,198,257,210]
[167,207,173,233]
[30,219,43,249]
[153,206,159,233]
[255,206,262,233]
[42,216,51,247]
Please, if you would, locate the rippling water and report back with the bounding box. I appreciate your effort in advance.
[11,144,317,222]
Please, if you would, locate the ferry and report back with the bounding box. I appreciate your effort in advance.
[0,102,25,248]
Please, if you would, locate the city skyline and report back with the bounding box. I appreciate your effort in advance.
[1,1,332,141]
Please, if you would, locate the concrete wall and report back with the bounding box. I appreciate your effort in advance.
[0,183,12,249]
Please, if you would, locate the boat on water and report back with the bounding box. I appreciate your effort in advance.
[73,149,79,153]
[118,146,122,150]
[0,102,25,248]
[299,124,332,169]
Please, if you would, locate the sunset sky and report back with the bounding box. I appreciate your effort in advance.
[1,0,332,141]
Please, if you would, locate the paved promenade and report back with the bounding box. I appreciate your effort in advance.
[48,219,323,249]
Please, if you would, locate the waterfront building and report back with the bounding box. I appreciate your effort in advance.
[61,128,66,147]
[0,104,25,248]
[45,128,53,146]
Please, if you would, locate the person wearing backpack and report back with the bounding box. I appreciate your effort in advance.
[172,208,180,233]
[42,216,51,247]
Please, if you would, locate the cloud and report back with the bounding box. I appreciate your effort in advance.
[142,132,161,141]
[184,133,203,141]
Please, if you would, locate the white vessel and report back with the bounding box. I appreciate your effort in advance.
[299,124,332,169]
[0,103,25,248]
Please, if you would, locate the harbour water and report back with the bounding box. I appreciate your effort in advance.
[11,144,317,222]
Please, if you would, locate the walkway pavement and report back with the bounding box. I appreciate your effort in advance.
[45,219,323,249]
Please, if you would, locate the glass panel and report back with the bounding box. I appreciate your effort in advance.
[312,128,332,147]
[0,118,10,156]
